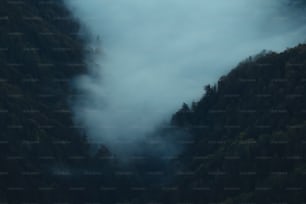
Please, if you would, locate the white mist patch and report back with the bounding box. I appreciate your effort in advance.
[64,0,306,157]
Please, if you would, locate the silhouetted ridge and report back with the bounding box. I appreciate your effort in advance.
[0,0,91,202]
[169,44,306,203]
[2,0,306,203]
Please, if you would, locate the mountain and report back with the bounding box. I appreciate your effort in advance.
[0,1,146,203]
[1,0,306,203]
[169,45,306,203]
[0,0,91,202]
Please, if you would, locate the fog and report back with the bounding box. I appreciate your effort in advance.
[64,0,306,158]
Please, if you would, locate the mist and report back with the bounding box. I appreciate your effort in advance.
[64,0,306,158]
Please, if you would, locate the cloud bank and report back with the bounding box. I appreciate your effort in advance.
[64,0,306,158]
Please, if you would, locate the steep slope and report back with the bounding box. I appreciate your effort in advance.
[0,1,148,203]
[2,0,306,203]
[0,0,91,202]
[169,45,306,203]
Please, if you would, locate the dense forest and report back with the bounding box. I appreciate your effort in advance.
[0,0,174,203]
[0,0,111,203]
[1,0,306,203]
[169,45,306,203]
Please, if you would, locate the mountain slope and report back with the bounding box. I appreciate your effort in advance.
[169,44,306,203]
[2,0,306,203]
[0,2,145,203]
[0,0,92,202]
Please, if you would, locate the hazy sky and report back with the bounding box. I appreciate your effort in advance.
[64,0,306,157]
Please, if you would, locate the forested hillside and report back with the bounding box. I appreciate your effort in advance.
[0,0,91,202]
[170,45,306,203]
[0,1,157,203]
[2,0,306,203]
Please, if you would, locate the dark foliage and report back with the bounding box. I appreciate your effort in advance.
[2,0,306,203]
[169,44,306,203]
[0,0,113,203]
[0,1,173,203]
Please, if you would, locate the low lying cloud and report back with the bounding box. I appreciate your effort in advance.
[64,0,306,158]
